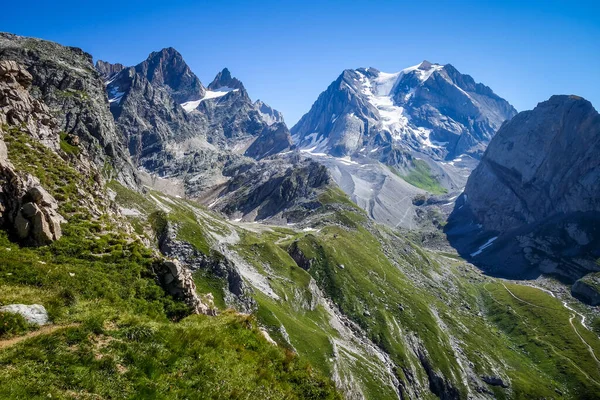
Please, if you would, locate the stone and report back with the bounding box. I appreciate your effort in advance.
[31,208,54,244]
[572,279,600,306]
[0,304,49,326]
[28,186,56,209]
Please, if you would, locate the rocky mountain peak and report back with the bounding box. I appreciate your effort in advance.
[254,99,285,125]
[208,67,245,91]
[134,47,205,103]
[95,60,125,81]
[418,60,435,70]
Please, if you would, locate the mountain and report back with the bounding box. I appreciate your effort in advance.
[95,60,125,81]
[289,62,516,228]
[2,32,600,400]
[292,61,516,162]
[134,47,205,103]
[255,99,285,126]
[446,95,600,284]
[102,52,290,194]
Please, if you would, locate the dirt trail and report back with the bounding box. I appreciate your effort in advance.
[0,324,79,350]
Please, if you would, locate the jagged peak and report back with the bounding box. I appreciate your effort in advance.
[208,68,245,91]
[133,47,205,103]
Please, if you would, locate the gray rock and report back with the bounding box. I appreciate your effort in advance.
[447,95,600,281]
[94,60,125,81]
[0,33,139,188]
[154,259,216,316]
[0,304,49,325]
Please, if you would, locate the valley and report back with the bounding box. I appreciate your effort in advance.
[0,28,598,400]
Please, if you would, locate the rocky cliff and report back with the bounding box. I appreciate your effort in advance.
[446,95,600,282]
[0,32,138,188]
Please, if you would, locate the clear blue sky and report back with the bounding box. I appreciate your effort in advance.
[2,0,599,125]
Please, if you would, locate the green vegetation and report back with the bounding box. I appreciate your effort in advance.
[393,159,447,194]
[482,283,600,398]
[0,128,340,399]
[59,132,80,155]
[0,312,32,339]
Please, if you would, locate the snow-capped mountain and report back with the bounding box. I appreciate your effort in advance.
[292,61,516,162]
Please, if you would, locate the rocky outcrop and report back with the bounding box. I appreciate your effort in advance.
[0,60,64,246]
[572,277,600,306]
[157,222,255,312]
[95,60,125,81]
[153,259,215,315]
[0,60,59,151]
[255,99,285,126]
[214,155,330,222]
[447,95,600,281]
[0,33,138,188]
[0,304,49,325]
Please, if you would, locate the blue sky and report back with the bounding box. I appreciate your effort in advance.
[1,0,599,124]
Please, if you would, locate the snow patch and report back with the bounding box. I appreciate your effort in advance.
[470,236,498,257]
[181,87,239,112]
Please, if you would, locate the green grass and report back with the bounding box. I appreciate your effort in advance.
[393,159,447,194]
[59,132,80,155]
[0,128,340,399]
[0,313,340,399]
[482,282,600,398]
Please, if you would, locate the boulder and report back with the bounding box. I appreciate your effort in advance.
[0,304,49,326]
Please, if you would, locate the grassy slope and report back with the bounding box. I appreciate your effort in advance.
[104,147,600,398]
[0,128,340,399]
[392,159,447,195]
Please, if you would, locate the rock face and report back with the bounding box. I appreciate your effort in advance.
[95,60,125,81]
[244,122,293,160]
[571,275,600,305]
[255,99,285,126]
[134,47,205,103]
[0,33,138,188]
[213,155,330,222]
[158,222,255,312]
[0,60,64,246]
[447,95,600,280]
[0,60,59,151]
[0,304,49,325]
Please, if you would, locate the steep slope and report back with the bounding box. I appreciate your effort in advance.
[446,95,600,283]
[95,59,124,81]
[0,33,139,188]
[0,51,340,399]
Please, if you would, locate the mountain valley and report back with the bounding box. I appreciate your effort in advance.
[0,31,598,400]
